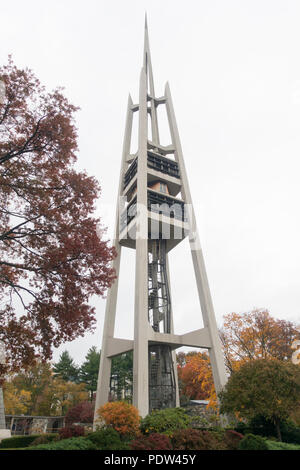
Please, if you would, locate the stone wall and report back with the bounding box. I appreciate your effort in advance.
[183,402,221,428]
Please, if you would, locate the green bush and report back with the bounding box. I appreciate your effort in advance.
[238,415,300,444]
[266,440,300,450]
[140,408,191,437]
[238,434,268,450]
[0,435,41,449]
[281,423,300,445]
[86,428,129,450]
[29,437,97,450]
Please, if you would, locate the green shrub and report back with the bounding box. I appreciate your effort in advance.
[280,421,300,445]
[238,434,268,450]
[140,408,191,437]
[86,428,129,450]
[29,437,97,450]
[240,415,300,444]
[130,433,172,450]
[0,435,41,449]
[266,440,300,450]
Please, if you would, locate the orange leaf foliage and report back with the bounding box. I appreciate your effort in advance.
[220,309,300,373]
[96,401,140,436]
[177,352,216,407]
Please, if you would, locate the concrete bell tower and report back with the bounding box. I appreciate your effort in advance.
[94,17,227,420]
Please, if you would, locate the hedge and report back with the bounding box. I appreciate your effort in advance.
[29,437,97,450]
[266,440,300,450]
[0,435,42,449]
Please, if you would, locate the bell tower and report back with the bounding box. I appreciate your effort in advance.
[94,17,227,419]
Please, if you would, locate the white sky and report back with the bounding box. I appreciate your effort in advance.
[1,0,300,365]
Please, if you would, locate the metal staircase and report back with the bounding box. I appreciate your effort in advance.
[148,240,176,411]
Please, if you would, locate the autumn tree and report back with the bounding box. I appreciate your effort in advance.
[65,400,94,425]
[3,381,31,414]
[177,351,215,406]
[53,351,79,383]
[220,309,300,373]
[0,58,116,376]
[4,361,88,416]
[219,359,300,441]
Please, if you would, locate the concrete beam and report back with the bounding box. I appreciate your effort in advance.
[106,338,134,358]
[148,326,212,350]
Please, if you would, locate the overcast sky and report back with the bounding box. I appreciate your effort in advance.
[1,0,300,365]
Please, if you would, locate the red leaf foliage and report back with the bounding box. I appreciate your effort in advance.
[0,58,116,376]
[58,425,85,440]
[65,401,94,425]
[130,433,172,450]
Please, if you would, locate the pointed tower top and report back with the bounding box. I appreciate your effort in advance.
[143,14,155,96]
[143,13,150,68]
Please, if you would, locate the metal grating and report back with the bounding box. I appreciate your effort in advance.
[148,240,176,411]
[123,152,180,190]
[147,151,180,179]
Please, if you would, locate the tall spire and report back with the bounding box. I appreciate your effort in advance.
[143,14,159,144]
[143,13,155,97]
[93,18,228,422]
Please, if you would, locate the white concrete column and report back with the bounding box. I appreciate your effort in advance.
[132,67,149,418]
[165,83,227,395]
[94,96,133,424]
[166,254,180,407]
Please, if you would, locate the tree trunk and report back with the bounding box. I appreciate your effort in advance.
[275,418,282,441]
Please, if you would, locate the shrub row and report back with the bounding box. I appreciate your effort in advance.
[238,433,300,450]
[0,434,47,449]
[29,437,97,450]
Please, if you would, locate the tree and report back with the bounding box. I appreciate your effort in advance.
[78,347,100,400]
[220,309,300,373]
[43,377,88,415]
[65,400,94,425]
[4,361,88,416]
[177,351,215,406]
[53,351,79,383]
[0,58,116,376]
[110,351,133,402]
[219,359,300,440]
[3,381,31,414]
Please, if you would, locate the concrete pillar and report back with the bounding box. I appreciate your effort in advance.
[94,95,133,424]
[132,67,149,417]
[165,82,228,394]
